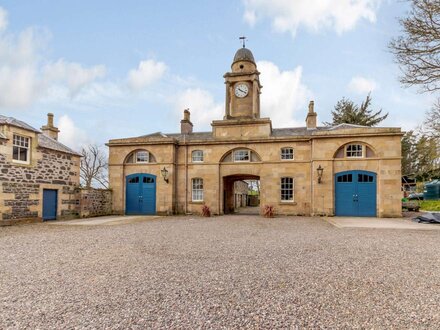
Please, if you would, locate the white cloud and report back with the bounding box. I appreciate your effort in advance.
[258,61,312,127]
[243,0,381,36]
[43,60,106,95]
[127,59,167,91]
[58,114,90,151]
[174,88,223,130]
[0,6,106,109]
[0,7,8,32]
[348,76,377,94]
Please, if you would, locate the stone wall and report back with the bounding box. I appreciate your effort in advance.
[0,147,81,223]
[78,188,112,218]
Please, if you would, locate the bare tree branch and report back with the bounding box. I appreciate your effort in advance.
[80,144,109,189]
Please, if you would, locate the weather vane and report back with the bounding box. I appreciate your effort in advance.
[239,36,247,48]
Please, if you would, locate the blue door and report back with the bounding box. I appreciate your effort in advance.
[43,189,57,220]
[125,173,156,215]
[335,171,377,217]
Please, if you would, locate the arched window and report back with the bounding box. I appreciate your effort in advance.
[220,148,262,163]
[280,177,294,202]
[192,178,204,201]
[334,143,376,159]
[192,150,204,162]
[125,149,156,163]
[280,147,294,160]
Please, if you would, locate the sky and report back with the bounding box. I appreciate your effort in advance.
[0,0,436,151]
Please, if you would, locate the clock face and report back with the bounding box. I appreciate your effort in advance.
[234,83,249,98]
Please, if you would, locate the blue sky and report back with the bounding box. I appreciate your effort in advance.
[0,0,435,150]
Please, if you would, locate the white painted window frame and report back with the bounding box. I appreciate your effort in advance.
[12,134,31,164]
[192,178,204,202]
[233,149,250,162]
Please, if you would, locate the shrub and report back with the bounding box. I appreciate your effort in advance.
[201,204,211,217]
[262,205,275,218]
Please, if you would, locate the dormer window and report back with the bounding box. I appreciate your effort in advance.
[192,150,204,162]
[234,149,250,162]
[346,144,363,158]
[281,147,294,160]
[13,134,30,164]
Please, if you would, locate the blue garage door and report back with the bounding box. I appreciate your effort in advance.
[335,171,377,217]
[43,189,57,220]
[126,173,156,215]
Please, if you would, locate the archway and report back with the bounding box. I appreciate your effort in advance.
[223,174,260,214]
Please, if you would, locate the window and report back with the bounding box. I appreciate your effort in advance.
[337,174,353,183]
[13,134,30,163]
[192,178,204,201]
[280,177,294,202]
[281,147,294,160]
[192,150,204,162]
[346,144,363,158]
[136,151,149,163]
[234,149,250,162]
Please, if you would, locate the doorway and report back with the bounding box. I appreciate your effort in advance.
[223,174,260,214]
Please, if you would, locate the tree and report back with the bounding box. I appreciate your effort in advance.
[389,0,440,93]
[324,93,388,126]
[401,130,418,175]
[423,100,440,139]
[80,144,109,189]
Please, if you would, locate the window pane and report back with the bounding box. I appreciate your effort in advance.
[136,151,149,163]
[234,150,250,161]
[192,150,203,162]
[281,148,294,160]
[281,177,294,201]
[346,144,363,158]
[192,178,204,201]
[19,148,27,161]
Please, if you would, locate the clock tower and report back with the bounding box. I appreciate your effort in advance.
[211,45,272,139]
[224,46,262,119]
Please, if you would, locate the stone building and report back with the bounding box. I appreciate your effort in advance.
[0,114,81,224]
[233,180,249,210]
[108,46,402,217]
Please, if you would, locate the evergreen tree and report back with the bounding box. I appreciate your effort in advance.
[325,93,388,126]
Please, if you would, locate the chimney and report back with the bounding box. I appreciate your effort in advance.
[306,101,317,130]
[180,109,193,134]
[41,113,60,140]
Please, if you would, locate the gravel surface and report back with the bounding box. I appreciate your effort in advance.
[1,215,440,329]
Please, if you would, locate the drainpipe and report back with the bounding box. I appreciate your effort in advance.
[184,135,188,214]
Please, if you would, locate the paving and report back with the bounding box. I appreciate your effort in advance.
[326,216,440,230]
[1,215,440,329]
[49,215,160,226]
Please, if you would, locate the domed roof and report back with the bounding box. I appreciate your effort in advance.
[233,47,255,63]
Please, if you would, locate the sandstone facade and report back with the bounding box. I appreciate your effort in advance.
[108,47,403,218]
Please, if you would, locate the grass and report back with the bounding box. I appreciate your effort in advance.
[420,200,440,212]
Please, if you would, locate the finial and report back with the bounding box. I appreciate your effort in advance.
[239,36,247,48]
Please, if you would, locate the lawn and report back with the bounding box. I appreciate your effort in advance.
[420,200,440,211]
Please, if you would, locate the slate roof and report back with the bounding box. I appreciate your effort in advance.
[0,114,81,156]
[38,134,82,156]
[0,114,41,133]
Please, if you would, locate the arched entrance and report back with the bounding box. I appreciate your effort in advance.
[223,174,260,214]
[335,170,377,217]
[126,173,157,215]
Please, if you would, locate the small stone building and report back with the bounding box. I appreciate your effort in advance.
[108,47,403,217]
[0,114,81,224]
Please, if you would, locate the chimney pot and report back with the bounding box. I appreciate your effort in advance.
[180,109,193,134]
[41,113,60,140]
[306,101,317,130]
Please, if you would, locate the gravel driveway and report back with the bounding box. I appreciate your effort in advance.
[1,215,440,329]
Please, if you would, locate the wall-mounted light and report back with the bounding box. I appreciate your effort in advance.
[161,167,169,183]
[317,165,324,184]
